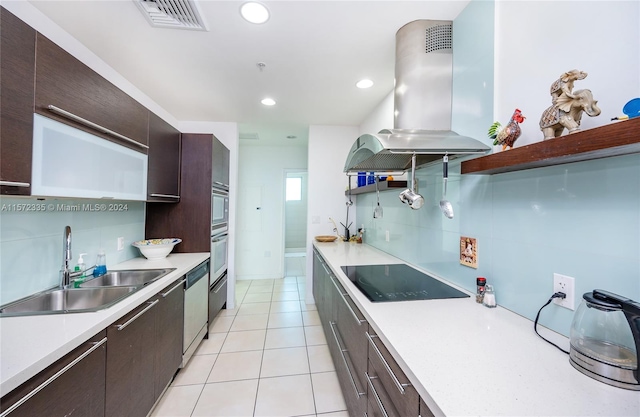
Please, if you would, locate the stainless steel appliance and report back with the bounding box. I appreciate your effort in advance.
[182,260,209,367]
[340,264,469,302]
[210,225,228,285]
[211,186,229,230]
[569,290,640,390]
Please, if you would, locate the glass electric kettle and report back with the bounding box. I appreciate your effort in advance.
[569,289,640,390]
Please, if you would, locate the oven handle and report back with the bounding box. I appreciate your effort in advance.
[212,276,228,293]
[211,231,228,242]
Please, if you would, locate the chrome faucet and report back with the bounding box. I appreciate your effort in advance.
[60,226,93,288]
[60,226,73,288]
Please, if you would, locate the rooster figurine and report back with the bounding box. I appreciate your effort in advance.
[488,109,526,151]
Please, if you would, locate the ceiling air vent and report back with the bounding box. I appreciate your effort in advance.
[135,0,208,31]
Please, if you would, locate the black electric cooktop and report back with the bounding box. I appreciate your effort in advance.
[340,264,469,303]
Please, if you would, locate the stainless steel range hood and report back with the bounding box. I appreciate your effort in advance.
[344,20,490,173]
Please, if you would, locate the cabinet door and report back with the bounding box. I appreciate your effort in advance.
[35,33,149,149]
[145,133,213,252]
[0,331,106,417]
[0,7,35,196]
[212,135,230,188]
[154,278,185,400]
[209,272,228,323]
[147,112,181,202]
[106,299,158,417]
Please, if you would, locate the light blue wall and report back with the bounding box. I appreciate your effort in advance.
[0,197,145,305]
[356,154,640,337]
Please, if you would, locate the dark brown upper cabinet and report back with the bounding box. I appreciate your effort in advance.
[147,112,181,202]
[0,7,36,196]
[34,33,149,152]
[212,135,230,188]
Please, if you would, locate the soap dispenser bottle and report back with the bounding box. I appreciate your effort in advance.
[72,253,88,287]
[94,250,107,277]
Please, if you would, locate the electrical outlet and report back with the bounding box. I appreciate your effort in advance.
[117,237,124,251]
[553,273,575,310]
[385,230,390,242]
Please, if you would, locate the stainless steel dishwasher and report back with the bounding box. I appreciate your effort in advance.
[182,260,209,367]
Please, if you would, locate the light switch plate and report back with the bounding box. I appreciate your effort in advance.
[117,237,124,251]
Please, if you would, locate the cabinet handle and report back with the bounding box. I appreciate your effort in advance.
[0,337,107,417]
[161,279,185,297]
[213,181,229,189]
[328,321,365,400]
[115,300,158,331]
[150,193,180,199]
[365,372,390,417]
[328,273,366,326]
[366,332,410,395]
[47,105,149,150]
[213,277,228,293]
[0,181,30,188]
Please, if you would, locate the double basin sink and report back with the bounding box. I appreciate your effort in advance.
[0,268,176,316]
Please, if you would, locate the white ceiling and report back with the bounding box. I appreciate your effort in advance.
[27,0,470,145]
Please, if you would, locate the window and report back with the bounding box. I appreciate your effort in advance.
[286,177,302,201]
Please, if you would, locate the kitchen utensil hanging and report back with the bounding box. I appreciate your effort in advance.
[439,154,454,219]
[374,176,383,218]
[399,153,424,209]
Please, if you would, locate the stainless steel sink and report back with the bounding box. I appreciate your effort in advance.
[0,287,138,316]
[80,268,176,288]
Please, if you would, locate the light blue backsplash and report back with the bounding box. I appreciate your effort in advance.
[356,155,640,337]
[355,0,640,337]
[0,196,145,305]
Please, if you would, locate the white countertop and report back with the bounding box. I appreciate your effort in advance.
[314,241,640,416]
[0,253,209,396]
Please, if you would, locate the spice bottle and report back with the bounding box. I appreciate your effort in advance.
[476,277,486,303]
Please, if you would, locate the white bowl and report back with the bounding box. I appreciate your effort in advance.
[132,238,182,260]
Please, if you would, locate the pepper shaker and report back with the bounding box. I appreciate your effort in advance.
[476,277,486,303]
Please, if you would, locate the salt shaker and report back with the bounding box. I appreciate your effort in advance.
[476,277,486,303]
[483,284,496,308]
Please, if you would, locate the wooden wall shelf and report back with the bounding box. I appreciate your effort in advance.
[461,117,640,175]
[346,180,408,195]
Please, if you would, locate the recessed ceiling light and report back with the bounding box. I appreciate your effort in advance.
[356,79,374,89]
[240,2,270,24]
[261,98,276,106]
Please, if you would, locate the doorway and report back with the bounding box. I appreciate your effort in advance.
[284,170,308,277]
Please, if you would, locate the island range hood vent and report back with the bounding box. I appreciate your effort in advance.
[135,0,209,31]
[344,20,490,173]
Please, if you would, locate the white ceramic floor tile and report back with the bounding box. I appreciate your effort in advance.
[243,292,273,303]
[273,282,299,292]
[250,279,275,286]
[172,354,218,386]
[149,384,203,417]
[267,312,303,329]
[270,300,302,313]
[300,301,318,311]
[247,285,274,294]
[302,310,321,326]
[192,379,259,417]
[238,302,271,316]
[209,315,234,333]
[307,345,335,373]
[254,374,315,417]
[304,326,327,346]
[208,350,263,383]
[195,332,226,355]
[220,329,266,353]
[230,313,269,332]
[296,277,306,283]
[282,277,298,284]
[265,327,307,349]
[260,346,310,378]
[217,307,238,317]
[317,411,349,417]
[272,291,300,301]
[311,372,347,414]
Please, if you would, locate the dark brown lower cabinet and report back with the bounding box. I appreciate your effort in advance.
[419,397,436,417]
[209,272,228,323]
[154,278,185,400]
[106,300,158,417]
[0,331,106,417]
